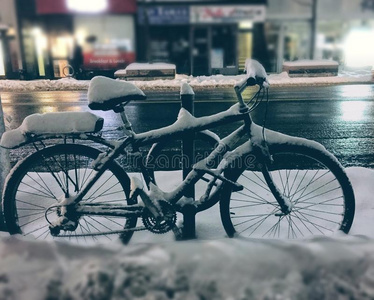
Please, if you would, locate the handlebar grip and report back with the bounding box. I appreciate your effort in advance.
[235,76,268,94]
[246,77,257,86]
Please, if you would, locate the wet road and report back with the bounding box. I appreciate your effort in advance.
[1,84,374,167]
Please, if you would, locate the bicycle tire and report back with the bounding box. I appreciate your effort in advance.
[3,144,137,244]
[220,143,355,239]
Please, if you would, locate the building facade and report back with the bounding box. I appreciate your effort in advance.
[266,0,374,72]
[0,0,20,79]
[15,0,137,79]
[1,0,373,79]
[137,0,267,76]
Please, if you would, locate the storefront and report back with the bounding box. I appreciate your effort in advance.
[190,5,265,75]
[17,0,137,79]
[316,0,374,68]
[0,0,20,80]
[265,0,313,73]
[137,1,267,76]
[265,0,374,72]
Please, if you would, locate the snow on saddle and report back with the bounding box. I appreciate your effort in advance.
[88,76,147,111]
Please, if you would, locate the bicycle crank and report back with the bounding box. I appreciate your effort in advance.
[142,200,177,234]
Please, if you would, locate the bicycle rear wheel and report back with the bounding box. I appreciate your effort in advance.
[3,144,137,244]
[220,144,355,239]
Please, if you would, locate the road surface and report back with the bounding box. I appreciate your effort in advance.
[1,84,374,167]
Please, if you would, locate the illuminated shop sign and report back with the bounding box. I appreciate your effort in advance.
[36,0,137,14]
[83,45,135,70]
[67,0,108,13]
[190,5,266,23]
[138,6,189,25]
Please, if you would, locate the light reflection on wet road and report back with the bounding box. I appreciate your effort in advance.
[1,84,374,167]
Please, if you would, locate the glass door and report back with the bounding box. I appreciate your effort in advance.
[238,31,253,72]
[51,35,73,78]
[191,26,210,76]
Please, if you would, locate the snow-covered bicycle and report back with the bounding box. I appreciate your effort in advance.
[0,60,355,244]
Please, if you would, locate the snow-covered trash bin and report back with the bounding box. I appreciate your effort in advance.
[115,63,176,81]
[283,60,339,77]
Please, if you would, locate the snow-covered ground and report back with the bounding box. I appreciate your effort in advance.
[0,68,372,92]
[1,167,374,299]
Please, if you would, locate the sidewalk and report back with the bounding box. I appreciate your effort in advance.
[0,69,372,92]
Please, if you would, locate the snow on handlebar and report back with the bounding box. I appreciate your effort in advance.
[234,59,269,91]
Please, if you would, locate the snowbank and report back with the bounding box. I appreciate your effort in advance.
[0,69,372,92]
[1,233,374,300]
[0,77,89,91]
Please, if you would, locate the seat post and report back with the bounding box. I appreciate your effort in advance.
[115,105,134,135]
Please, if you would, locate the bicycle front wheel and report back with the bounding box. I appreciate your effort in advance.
[3,144,137,244]
[220,144,355,239]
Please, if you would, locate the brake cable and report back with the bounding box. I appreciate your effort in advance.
[262,87,270,143]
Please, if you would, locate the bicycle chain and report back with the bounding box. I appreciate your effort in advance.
[56,226,147,238]
[56,201,177,238]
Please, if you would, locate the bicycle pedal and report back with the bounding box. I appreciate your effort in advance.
[231,183,244,192]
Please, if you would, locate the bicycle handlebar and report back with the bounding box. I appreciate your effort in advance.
[234,76,267,108]
[235,76,267,93]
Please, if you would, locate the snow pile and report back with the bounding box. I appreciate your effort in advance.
[180,82,194,95]
[270,71,372,86]
[0,77,89,91]
[88,76,146,104]
[0,112,103,149]
[115,62,176,77]
[245,58,268,80]
[1,234,374,300]
[283,60,339,67]
[0,69,372,92]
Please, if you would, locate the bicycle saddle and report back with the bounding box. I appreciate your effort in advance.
[88,76,147,111]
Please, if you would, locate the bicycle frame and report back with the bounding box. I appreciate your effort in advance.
[71,104,252,206]
[69,89,292,219]
[44,81,291,234]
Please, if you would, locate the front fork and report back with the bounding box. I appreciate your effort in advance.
[261,162,293,215]
[243,112,293,215]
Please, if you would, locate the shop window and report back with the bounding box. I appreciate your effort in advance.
[74,15,135,71]
[283,23,310,61]
[148,26,189,74]
[192,27,210,76]
[51,36,73,78]
[31,28,48,77]
[211,26,237,75]
[238,32,253,72]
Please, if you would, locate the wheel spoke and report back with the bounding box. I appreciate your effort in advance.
[234,189,277,208]
[225,146,353,240]
[25,174,57,199]
[241,173,269,191]
[292,211,332,234]
[6,145,136,245]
